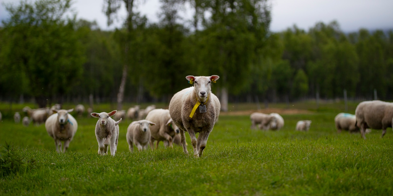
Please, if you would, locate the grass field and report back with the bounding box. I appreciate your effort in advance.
[1,103,393,195]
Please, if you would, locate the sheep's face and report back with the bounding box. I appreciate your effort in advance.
[270,118,277,129]
[305,120,312,128]
[186,75,220,102]
[52,109,73,125]
[138,120,156,132]
[91,110,117,126]
[167,118,180,134]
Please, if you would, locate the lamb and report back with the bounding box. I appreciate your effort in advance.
[31,108,49,125]
[169,75,220,157]
[126,105,139,120]
[91,110,121,156]
[164,133,183,147]
[296,120,312,131]
[145,109,180,149]
[250,112,273,130]
[355,100,393,139]
[45,109,78,152]
[113,110,125,121]
[126,120,155,152]
[75,104,85,116]
[14,112,21,123]
[268,113,284,131]
[22,116,30,126]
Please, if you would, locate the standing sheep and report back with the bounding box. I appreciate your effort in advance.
[91,110,121,156]
[169,75,220,157]
[75,104,85,116]
[113,110,125,121]
[355,100,393,139]
[138,105,156,120]
[250,112,273,130]
[32,108,49,125]
[268,113,284,131]
[14,112,21,123]
[45,109,78,152]
[126,105,139,120]
[23,116,30,126]
[145,109,180,149]
[296,120,312,131]
[126,120,155,152]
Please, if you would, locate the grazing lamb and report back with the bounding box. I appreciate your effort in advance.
[268,113,284,131]
[355,100,393,139]
[14,112,21,123]
[126,105,140,120]
[32,108,49,125]
[296,120,312,131]
[126,120,155,152]
[45,109,78,152]
[145,109,180,149]
[91,110,121,156]
[75,104,85,116]
[113,110,125,121]
[22,116,30,126]
[169,75,220,157]
[250,112,273,130]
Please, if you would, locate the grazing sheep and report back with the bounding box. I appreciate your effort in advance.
[91,110,121,156]
[138,105,156,120]
[335,113,359,133]
[22,116,30,126]
[296,120,312,131]
[164,133,184,147]
[126,120,155,152]
[268,113,284,131]
[31,108,49,125]
[14,112,21,123]
[250,112,273,130]
[45,109,78,152]
[113,110,125,121]
[355,100,393,139]
[126,105,139,120]
[169,75,220,157]
[145,109,180,149]
[75,104,85,116]
[23,106,34,117]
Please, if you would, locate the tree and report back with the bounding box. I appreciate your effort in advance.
[292,69,308,99]
[1,0,85,107]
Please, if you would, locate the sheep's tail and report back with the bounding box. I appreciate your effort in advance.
[115,118,122,126]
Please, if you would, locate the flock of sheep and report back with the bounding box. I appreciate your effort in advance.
[2,75,393,157]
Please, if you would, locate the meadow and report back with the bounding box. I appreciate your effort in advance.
[1,102,393,195]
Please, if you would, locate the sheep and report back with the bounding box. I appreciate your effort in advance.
[126,120,156,152]
[169,75,220,157]
[91,110,121,156]
[75,104,85,116]
[138,105,156,120]
[14,112,21,123]
[49,104,61,115]
[145,109,180,149]
[296,120,312,131]
[335,113,359,133]
[87,107,93,117]
[22,116,30,126]
[113,110,125,121]
[45,109,78,152]
[268,113,284,131]
[355,100,393,139]
[23,106,34,117]
[126,105,140,120]
[164,133,184,147]
[31,108,49,125]
[250,112,273,130]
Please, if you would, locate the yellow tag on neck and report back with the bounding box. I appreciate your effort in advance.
[189,101,201,118]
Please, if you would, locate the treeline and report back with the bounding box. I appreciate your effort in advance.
[0,0,392,110]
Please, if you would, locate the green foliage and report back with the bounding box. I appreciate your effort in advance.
[0,143,36,177]
[292,69,308,98]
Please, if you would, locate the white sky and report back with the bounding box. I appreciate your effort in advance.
[1,0,392,32]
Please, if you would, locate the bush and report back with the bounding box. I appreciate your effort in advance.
[0,143,36,177]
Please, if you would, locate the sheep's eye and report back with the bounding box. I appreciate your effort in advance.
[194,81,198,84]
[208,81,211,84]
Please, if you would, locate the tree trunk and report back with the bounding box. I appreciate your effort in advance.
[117,65,127,110]
[221,87,228,112]
[35,96,47,108]
[89,94,94,109]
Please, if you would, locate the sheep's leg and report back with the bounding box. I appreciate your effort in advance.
[110,141,116,156]
[104,144,109,155]
[187,129,198,157]
[55,140,62,153]
[97,138,105,155]
[150,140,155,150]
[381,128,387,138]
[63,139,71,152]
[128,141,134,152]
[136,143,143,151]
[161,132,173,148]
[197,130,211,157]
[179,128,188,155]
[156,140,160,149]
[360,124,367,139]
[250,121,256,130]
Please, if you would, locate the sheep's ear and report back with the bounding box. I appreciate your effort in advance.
[108,110,117,116]
[52,110,58,114]
[91,113,100,118]
[166,119,173,127]
[210,75,220,83]
[149,121,156,126]
[185,75,195,85]
[67,109,73,113]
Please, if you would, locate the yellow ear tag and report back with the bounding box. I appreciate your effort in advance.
[212,79,216,83]
[189,79,194,85]
[189,101,201,118]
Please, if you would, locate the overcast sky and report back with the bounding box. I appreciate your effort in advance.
[1,0,392,32]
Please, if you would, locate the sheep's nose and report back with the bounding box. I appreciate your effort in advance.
[143,128,147,132]
[200,92,206,97]
[60,119,64,123]
[176,129,180,134]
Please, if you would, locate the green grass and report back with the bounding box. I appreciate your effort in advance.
[1,110,393,195]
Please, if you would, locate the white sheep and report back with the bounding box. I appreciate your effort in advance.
[250,112,272,130]
[138,105,156,120]
[268,113,284,131]
[31,108,49,125]
[45,109,78,152]
[91,110,121,156]
[22,116,30,126]
[169,75,220,157]
[113,110,125,121]
[355,100,393,139]
[23,106,34,117]
[49,104,61,115]
[296,120,312,131]
[14,112,21,123]
[126,105,140,120]
[126,120,155,152]
[145,109,180,149]
[87,107,93,117]
[75,104,85,116]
